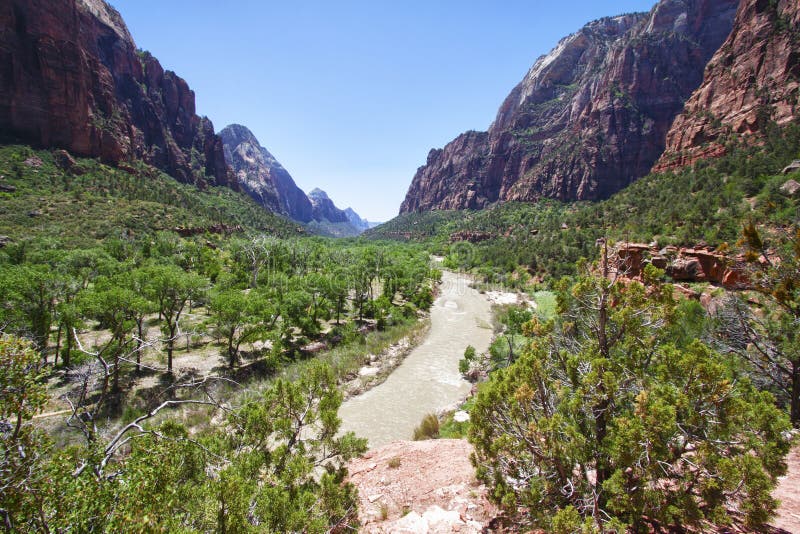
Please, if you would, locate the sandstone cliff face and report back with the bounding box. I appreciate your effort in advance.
[0,0,233,188]
[400,0,738,213]
[655,0,800,171]
[219,124,313,222]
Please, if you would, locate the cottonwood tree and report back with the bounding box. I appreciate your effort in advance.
[0,264,59,352]
[469,263,791,532]
[143,264,206,373]
[208,289,272,368]
[79,285,149,391]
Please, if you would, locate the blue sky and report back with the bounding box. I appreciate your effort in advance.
[112,0,656,221]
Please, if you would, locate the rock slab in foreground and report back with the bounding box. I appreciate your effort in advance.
[347,439,498,533]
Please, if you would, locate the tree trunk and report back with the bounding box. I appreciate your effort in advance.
[135,317,144,373]
[228,332,236,368]
[54,325,62,367]
[64,331,72,368]
[167,323,176,373]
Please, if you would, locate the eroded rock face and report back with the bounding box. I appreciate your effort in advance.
[610,242,750,288]
[655,0,800,171]
[219,124,313,222]
[308,188,350,223]
[400,0,738,213]
[0,0,233,188]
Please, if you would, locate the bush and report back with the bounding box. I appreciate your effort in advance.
[412,413,440,440]
[469,272,792,531]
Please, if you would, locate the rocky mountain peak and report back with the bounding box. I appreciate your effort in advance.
[77,0,133,42]
[0,0,233,189]
[400,0,738,214]
[308,188,331,201]
[308,188,349,223]
[219,124,312,222]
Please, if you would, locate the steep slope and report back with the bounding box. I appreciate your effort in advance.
[655,0,800,171]
[308,188,350,223]
[0,0,232,188]
[219,124,313,222]
[344,207,374,232]
[400,0,738,213]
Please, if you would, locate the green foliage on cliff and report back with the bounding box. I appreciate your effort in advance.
[368,123,800,280]
[0,145,305,247]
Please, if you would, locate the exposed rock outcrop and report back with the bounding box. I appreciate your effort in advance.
[308,188,350,223]
[0,0,234,188]
[219,124,313,222]
[344,207,374,232]
[610,241,750,288]
[347,439,498,533]
[655,0,800,171]
[400,0,738,213]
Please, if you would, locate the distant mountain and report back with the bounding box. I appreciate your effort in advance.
[0,0,233,189]
[400,0,738,213]
[219,124,313,222]
[306,189,376,237]
[343,207,378,232]
[308,188,350,223]
[218,123,371,235]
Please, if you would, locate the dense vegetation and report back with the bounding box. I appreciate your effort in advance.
[0,228,437,530]
[0,146,442,530]
[469,259,793,532]
[1,121,799,531]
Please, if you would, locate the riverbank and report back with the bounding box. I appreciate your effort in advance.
[338,270,493,449]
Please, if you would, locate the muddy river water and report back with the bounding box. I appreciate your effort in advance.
[338,270,493,449]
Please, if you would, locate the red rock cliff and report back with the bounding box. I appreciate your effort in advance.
[0,0,234,188]
[655,0,800,172]
[400,0,738,214]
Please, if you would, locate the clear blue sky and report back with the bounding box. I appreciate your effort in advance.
[112,0,656,221]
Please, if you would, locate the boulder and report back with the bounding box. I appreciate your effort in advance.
[780,179,800,197]
[782,161,800,175]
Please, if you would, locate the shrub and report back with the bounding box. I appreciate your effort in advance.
[412,413,440,440]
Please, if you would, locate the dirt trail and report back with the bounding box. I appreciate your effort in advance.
[773,445,800,533]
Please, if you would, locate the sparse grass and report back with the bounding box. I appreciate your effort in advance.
[387,456,401,469]
[531,290,557,320]
[380,503,389,520]
[412,413,440,440]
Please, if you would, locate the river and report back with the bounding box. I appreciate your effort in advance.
[338,270,493,449]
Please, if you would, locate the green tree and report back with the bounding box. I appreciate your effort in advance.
[222,363,367,532]
[717,223,800,425]
[0,265,59,352]
[80,284,149,391]
[144,265,206,373]
[469,267,791,531]
[209,289,272,368]
[0,335,50,531]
